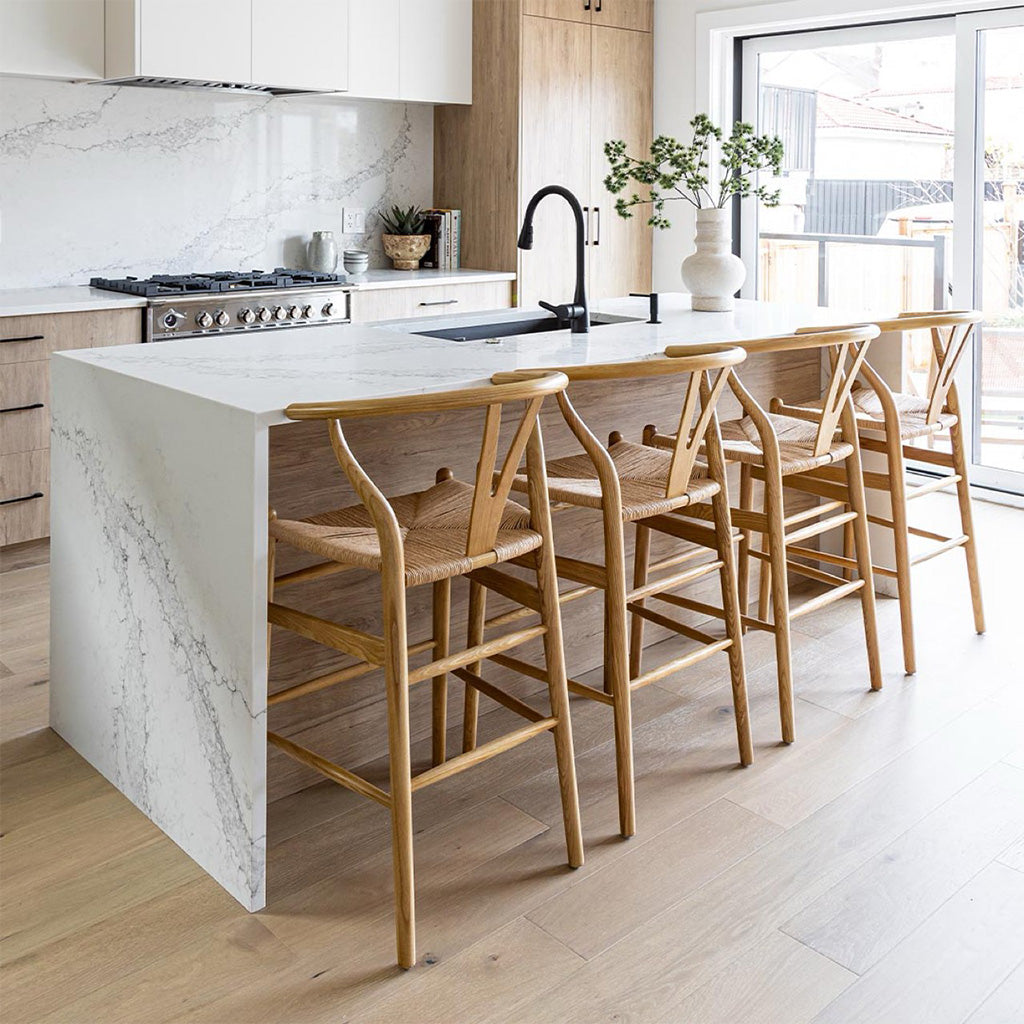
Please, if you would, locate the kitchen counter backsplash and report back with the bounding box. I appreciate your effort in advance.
[0,78,432,289]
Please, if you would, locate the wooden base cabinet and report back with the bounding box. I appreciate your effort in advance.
[0,307,141,546]
[435,0,652,308]
[349,279,513,323]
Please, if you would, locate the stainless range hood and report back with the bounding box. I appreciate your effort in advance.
[94,76,324,97]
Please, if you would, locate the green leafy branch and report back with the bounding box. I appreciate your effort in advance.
[604,115,784,230]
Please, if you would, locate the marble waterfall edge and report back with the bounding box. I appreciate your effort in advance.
[49,357,270,910]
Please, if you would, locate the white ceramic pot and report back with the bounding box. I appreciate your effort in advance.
[307,230,338,273]
[680,207,746,312]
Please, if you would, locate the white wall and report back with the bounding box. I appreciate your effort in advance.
[0,78,433,287]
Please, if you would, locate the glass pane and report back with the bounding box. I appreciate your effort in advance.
[973,26,1024,476]
[753,31,956,388]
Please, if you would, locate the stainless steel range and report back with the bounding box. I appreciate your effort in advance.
[90,269,351,342]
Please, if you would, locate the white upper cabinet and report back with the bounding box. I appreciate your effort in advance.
[398,0,472,104]
[348,0,399,100]
[252,0,348,92]
[0,0,105,79]
[115,0,252,83]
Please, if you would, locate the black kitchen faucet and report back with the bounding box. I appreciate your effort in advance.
[517,185,590,334]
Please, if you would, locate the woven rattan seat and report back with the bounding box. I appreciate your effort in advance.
[719,412,854,474]
[850,386,959,439]
[514,439,720,521]
[270,476,542,587]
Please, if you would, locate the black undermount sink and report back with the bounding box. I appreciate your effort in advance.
[414,314,634,343]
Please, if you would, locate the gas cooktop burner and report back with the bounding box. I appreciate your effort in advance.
[90,268,346,297]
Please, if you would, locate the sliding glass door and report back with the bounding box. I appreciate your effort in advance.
[741,11,1024,495]
[954,8,1024,492]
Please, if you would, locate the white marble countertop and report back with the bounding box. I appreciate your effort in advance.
[53,294,875,426]
[0,286,149,317]
[0,269,515,318]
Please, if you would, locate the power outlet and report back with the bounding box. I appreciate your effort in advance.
[343,207,366,233]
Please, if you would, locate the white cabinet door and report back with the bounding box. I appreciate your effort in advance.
[252,0,348,91]
[140,0,251,82]
[0,0,104,79]
[348,0,399,99]
[398,0,471,104]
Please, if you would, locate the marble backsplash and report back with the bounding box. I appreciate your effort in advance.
[0,77,433,288]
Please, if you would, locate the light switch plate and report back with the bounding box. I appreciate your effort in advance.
[343,207,366,233]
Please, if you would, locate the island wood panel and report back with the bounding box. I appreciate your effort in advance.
[434,0,522,277]
[266,348,819,800]
[522,0,592,23]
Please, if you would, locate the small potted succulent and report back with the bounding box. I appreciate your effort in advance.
[380,204,430,270]
[605,115,783,311]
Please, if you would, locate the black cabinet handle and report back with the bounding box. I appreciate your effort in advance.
[595,0,602,10]
[0,334,44,344]
[418,299,459,307]
[584,1,591,10]
[0,403,44,414]
[583,206,590,245]
[1,491,44,506]
[593,206,601,246]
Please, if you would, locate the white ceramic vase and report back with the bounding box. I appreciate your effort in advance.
[680,207,746,312]
[307,230,338,273]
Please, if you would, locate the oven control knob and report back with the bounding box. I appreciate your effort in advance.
[301,304,314,319]
[238,307,256,324]
[322,302,335,317]
[195,311,214,329]
[288,305,301,320]
[161,309,186,330]
[256,306,272,322]
[214,310,230,327]
[272,305,288,322]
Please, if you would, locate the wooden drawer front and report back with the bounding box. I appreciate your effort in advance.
[443,280,512,313]
[0,314,54,364]
[349,281,512,323]
[350,285,448,323]
[0,449,49,546]
[1,360,49,455]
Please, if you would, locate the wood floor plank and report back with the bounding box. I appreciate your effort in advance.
[526,798,782,959]
[0,727,66,770]
[783,761,1024,973]
[0,744,111,831]
[501,699,1023,1024]
[0,878,241,1024]
[350,917,585,1024]
[651,929,856,1024]
[36,916,296,1024]
[963,959,1024,1024]
[810,864,1024,1024]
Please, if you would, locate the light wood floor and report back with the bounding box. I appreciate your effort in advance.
[2,494,1023,1024]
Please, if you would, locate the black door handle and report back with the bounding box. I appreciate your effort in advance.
[1,491,44,506]
[0,403,45,414]
[0,334,44,344]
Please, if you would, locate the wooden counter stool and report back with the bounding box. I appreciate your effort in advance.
[646,327,883,744]
[778,311,985,674]
[464,345,754,839]
[265,371,583,969]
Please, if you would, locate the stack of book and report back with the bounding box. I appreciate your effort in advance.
[422,209,461,270]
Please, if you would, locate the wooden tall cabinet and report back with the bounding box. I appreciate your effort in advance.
[434,0,652,308]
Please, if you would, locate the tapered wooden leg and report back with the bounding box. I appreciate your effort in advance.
[629,523,651,680]
[462,579,486,754]
[527,427,584,868]
[737,464,753,631]
[885,435,917,675]
[842,520,855,582]
[764,469,795,743]
[710,480,753,766]
[604,508,636,838]
[947,415,986,634]
[382,572,415,969]
[843,435,883,692]
[431,577,451,766]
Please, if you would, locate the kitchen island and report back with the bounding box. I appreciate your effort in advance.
[49,293,889,910]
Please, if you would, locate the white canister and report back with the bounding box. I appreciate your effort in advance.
[307,231,339,273]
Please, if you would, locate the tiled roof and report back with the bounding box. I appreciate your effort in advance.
[816,92,952,136]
